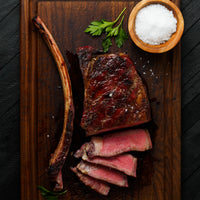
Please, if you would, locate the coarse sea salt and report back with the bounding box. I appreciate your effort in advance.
[135,4,177,45]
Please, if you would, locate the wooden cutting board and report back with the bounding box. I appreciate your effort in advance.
[20,0,181,199]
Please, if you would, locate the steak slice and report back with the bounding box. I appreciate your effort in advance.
[77,161,128,187]
[82,153,137,177]
[77,46,151,136]
[75,129,152,158]
[71,167,110,196]
[33,16,74,191]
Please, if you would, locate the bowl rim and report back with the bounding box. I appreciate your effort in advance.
[128,0,184,53]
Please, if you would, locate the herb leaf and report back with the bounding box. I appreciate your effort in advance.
[91,20,103,26]
[115,27,128,48]
[100,20,115,29]
[84,22,104,36]
[113,7,127,24]
[84,7,128,52]
[107,25,120,37]
[38,186,67,200]
[102,37,112,53]
[105,26,113,33]
[107,15,124,37]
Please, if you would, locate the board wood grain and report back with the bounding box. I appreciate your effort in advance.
[20,0,181,199]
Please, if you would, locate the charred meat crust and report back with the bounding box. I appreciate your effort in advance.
[77,46,151,136]
[77,46,103,75]
[76,160,128,187]
[71,167,110,196]
[74,141,94,159]
[32,16,75,191]
[82,153,137,177]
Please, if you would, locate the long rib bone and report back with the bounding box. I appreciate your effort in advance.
[32,16,74,191]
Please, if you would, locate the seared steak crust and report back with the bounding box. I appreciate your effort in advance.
[77,160,128,187]
[81,153,137,177]
[77,46,151,136]
[71,167,110,196]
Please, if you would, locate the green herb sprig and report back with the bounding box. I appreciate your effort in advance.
[38,186,67,200]
[85,7,128,52]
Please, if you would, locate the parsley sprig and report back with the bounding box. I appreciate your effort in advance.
[84,7,128,52]
[38,186,67,200]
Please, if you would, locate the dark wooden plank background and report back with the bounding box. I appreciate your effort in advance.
[0,0,199,199]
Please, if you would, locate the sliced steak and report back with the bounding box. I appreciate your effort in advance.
[75,129,152,158]
[77,46,151,136]
[71,167,110,196]
[82,153,137,177]
[76,161,128,187]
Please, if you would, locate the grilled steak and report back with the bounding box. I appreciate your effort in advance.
[33,16,74,191]
[71,167,110,196]
[75,129,152,158]
[77,46,151,136]
[81,153,137,177]
[77,160,128,187]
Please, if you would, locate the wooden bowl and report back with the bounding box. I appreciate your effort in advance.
[128,0,184,53]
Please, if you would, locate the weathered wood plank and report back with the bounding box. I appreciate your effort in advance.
[181,0,200,33]
[182,93,200,133]
[20,0,38,199]
[0,0,20,199]
[0,102,20,199]
[0,56,20,118]
[181,0,200,195]
[181,18,200,58]
[181,39,200,79]
[182,120,200,179]
[0,5,20,67]
[0,0,19,21]
[180,0,191,10]
[182,165,200,200]
[182,69,200,108]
